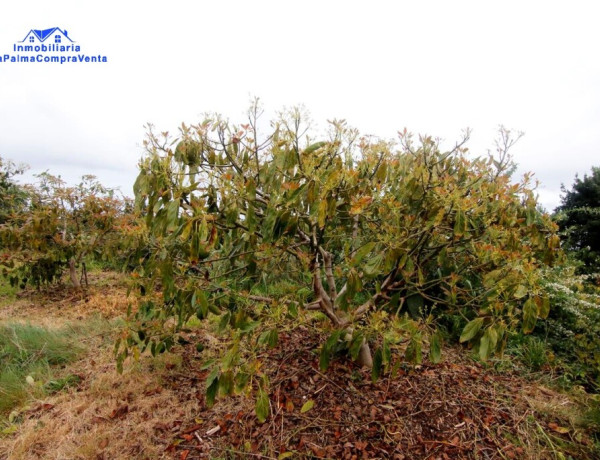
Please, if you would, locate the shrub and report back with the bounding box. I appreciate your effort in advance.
[118,103,561,414]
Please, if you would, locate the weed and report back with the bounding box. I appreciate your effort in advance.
[44,374,82,394]
[519,336,549,372]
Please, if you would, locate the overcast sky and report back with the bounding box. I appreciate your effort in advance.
[1,0,599,212]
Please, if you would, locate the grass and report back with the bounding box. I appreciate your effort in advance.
[516,336,550,372]
[0,323,82,415]
[0,277,17,308]
[0,317,117,417]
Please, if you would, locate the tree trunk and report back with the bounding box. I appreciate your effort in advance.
[357,340,373,368]
[69,258,81,288]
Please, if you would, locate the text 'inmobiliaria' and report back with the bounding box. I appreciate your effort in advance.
[0,27,108,64]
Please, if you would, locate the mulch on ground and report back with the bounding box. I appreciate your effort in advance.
[163,327,591,460]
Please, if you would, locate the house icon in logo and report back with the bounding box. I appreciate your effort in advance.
[20,28,74,45]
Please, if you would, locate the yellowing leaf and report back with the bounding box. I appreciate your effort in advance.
[255,388,270,423]
[350,196,373,215]
[522,298,537,334]
[460,318,484,343]
[318,199,327,228]
[300,399,314,413]
[429,332,442,364]
[548,422,570,434]
[538,295,550,319]
[514,285,528,299]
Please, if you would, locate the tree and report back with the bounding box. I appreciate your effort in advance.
[0,173,130,289]
[555,166,600,273]
[0,155,28,225]
[120,104,560,413]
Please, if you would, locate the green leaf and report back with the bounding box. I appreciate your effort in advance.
[460,317,484,343]
[303,141,327,155]
[406,294,424,318]
[258,329,279,348]
[205,368,220,408]
[166,200,179,230]
[287,301,298,318]
[349,332,364,361]
[300,399,314,413]
[235,372,250,393]
[346,269,362,298]
[371,348,383,382]
[363,253,384,277]
[194,290,209,318]
[255,387,269,423]
[429,331,442,364]
[483,269,503,289]
[222,344,239,371]
[382,338,391,366]
[522,298,537,334]
[320,330,343,371]
[218,311,231,333]
[405,335,422,364]
[206,366,219,388]
[218,371,234,395]
[479,331,490,361]
[351,242,376,266]
[454,210,467,236]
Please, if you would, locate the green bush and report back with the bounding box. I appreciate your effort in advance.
[534,264,600,390]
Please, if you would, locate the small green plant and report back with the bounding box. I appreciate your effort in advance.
[516,336,549,372]
[44,374,82,394]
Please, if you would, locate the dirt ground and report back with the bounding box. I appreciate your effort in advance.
[0,273,597,459]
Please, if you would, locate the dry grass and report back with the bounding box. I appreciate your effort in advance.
[0,339,196,460]
[0,271,132,326]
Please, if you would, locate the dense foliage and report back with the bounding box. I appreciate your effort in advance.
[535,265,600,389]
[0,156,28,225]
[0,171,132,288]
[555,166,600,273]
[118,105,561,414]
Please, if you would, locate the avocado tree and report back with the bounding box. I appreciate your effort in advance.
[0,155,28,225]
[121,104,560,413]
[0,173,129,289]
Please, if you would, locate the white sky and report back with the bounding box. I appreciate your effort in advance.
[1,0,599,212]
